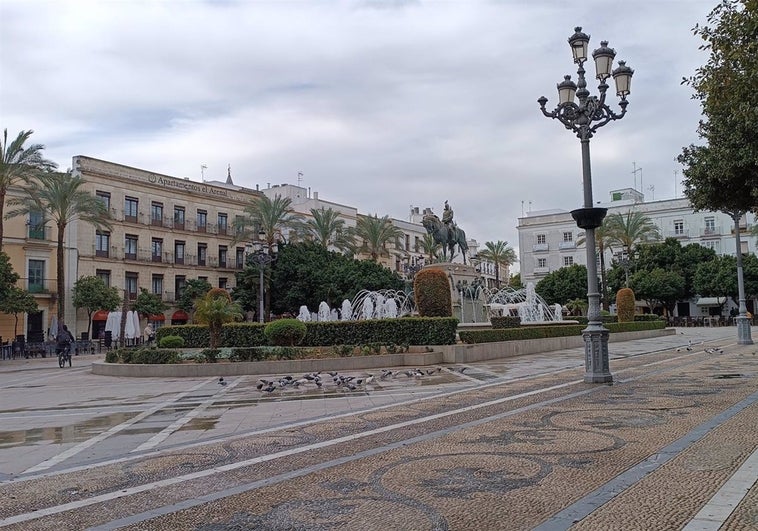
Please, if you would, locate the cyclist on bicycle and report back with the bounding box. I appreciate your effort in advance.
[56,324,75,367]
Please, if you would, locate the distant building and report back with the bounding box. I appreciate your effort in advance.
[517,187,757,316]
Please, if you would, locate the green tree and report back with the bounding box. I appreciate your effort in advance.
[0,287,38,336]
[693,255,738,311]
[72,276,121,338]
[258,242,404,315]
[578,222,617,310]
[677,0,758,339]
[604,210,662,285]
[634,239,718,301]
[419,233,441,262]
[5,171,112,328]
[629,268,685,316]
[132,288,168,321]
[194,289,243,348]
[304,207,349,251]
[0,129,57,251]
[348,214,404,262]
[509,272,523,290]
[232,194,305,320]
[176,278,213,316]
[535,264,588,306]
[476,240,517,288]
[0,251,19,299]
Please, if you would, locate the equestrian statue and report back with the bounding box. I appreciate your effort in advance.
[422,200,469,263]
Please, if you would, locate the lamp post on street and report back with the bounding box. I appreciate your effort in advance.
[538,27,634,384]
[245,230,278,323]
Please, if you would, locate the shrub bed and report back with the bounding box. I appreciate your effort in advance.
[490,316,521,329]
[156,317,457,348]
[459,319,665,344]
[105,347,182,364]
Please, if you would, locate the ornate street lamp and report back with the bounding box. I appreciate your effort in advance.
[538,27,634,384]
[245,229,278,323]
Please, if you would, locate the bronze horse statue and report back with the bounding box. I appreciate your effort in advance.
[422,214,468,263]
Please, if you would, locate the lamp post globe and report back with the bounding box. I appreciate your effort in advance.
[538,27,634,384]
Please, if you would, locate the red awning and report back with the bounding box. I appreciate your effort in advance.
[149,314,165,321]
[171,310,189,321]
[92,310,109,321]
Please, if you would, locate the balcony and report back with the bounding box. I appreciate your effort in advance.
[533,266,550,275]
[665,230,690,239]
[558,241,576,250]
[532,243,549,252]
[700,226,722,238]
[27,225,52,241]
[18,278,57,295]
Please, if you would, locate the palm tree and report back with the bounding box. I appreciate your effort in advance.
[193,288,243,349]
[477,240,517,288]
[304,207,349,251]
[232,194,305,320]
[348,214,404,262]
[5,171,112,328]
[604,210,662,286]
[0,129,57,250]
[577,223,616,310]
[419,233,442,263]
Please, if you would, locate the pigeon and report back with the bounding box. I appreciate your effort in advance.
[458,367,469,373]
[365,375,375,384]
[218,377,226,386]
[262,385,276,393]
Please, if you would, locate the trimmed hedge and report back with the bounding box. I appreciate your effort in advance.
[414,269,452,317]
[490,316,521,329]
[264,319,307,346]
[459,319,665,344]
[105,347,182,364]
[156,317,458,348]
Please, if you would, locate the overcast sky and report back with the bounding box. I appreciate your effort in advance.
[1,0,715,271]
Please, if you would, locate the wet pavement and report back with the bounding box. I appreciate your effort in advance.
[0,327,756,530]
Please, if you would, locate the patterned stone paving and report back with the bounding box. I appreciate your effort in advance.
[1,338,756,530]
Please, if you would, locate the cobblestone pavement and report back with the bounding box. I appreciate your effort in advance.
[0,327,756,530]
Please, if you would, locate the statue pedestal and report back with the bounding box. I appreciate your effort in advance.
[421,263,486,323]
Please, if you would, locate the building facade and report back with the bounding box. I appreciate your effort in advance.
[517,188,757,315]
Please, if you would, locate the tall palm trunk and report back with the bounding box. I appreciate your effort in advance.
[0,190,6,252]
[56,221,66,330]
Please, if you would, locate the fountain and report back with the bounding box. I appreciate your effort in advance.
[350,289,413,320]
[297,305,311,321]
[483,282,563,324]
[340,300,353,321]
[318,301,331,322]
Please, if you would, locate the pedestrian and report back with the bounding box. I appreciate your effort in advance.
[144,323,155,345]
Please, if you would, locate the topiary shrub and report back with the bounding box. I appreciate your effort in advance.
[159,335,186,348]
[616,287,636,322]
[491,316,521,329]
[264,318,307,346]
[414,268,452,317]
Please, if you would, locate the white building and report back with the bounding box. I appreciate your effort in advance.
[517,188,757,316]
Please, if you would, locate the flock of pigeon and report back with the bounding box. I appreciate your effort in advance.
[241,366,468,394]
[676,340,724,353]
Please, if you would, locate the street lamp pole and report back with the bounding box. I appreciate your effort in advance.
[538,27,634,384]
[732,212,754,345]
[246,230,278,324]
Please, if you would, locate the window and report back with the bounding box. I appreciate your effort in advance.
[703,240,720,254]
[219,246,228,268]
[28,259,45,293]
[151,202,163,226]
[741,241,749,254]
[125,235,138,260]
[563,232,573,242]
[175,241,185,265]
[198,243,207,266]
[537,234,546,245]
[537,258,547,268]
[234,215,244,235]
[125,272,138,300]
[151,238,163,262]
[563,256,574,267]
[236,247,244,269]
[175,275,186,299]
[219,277,228,289]
[96,231,110,257]
[218,213,228,235]
[124,197,138,222]
[96,269,111,286]
[197,210,207,232]
[151,274,163,297]
[674,220,685,235]
[174,206,185,229]
[96,191,110,209]
[28,210,45,239]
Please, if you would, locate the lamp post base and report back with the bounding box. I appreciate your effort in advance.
[582,325,612,383]
[735,315,754,345]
